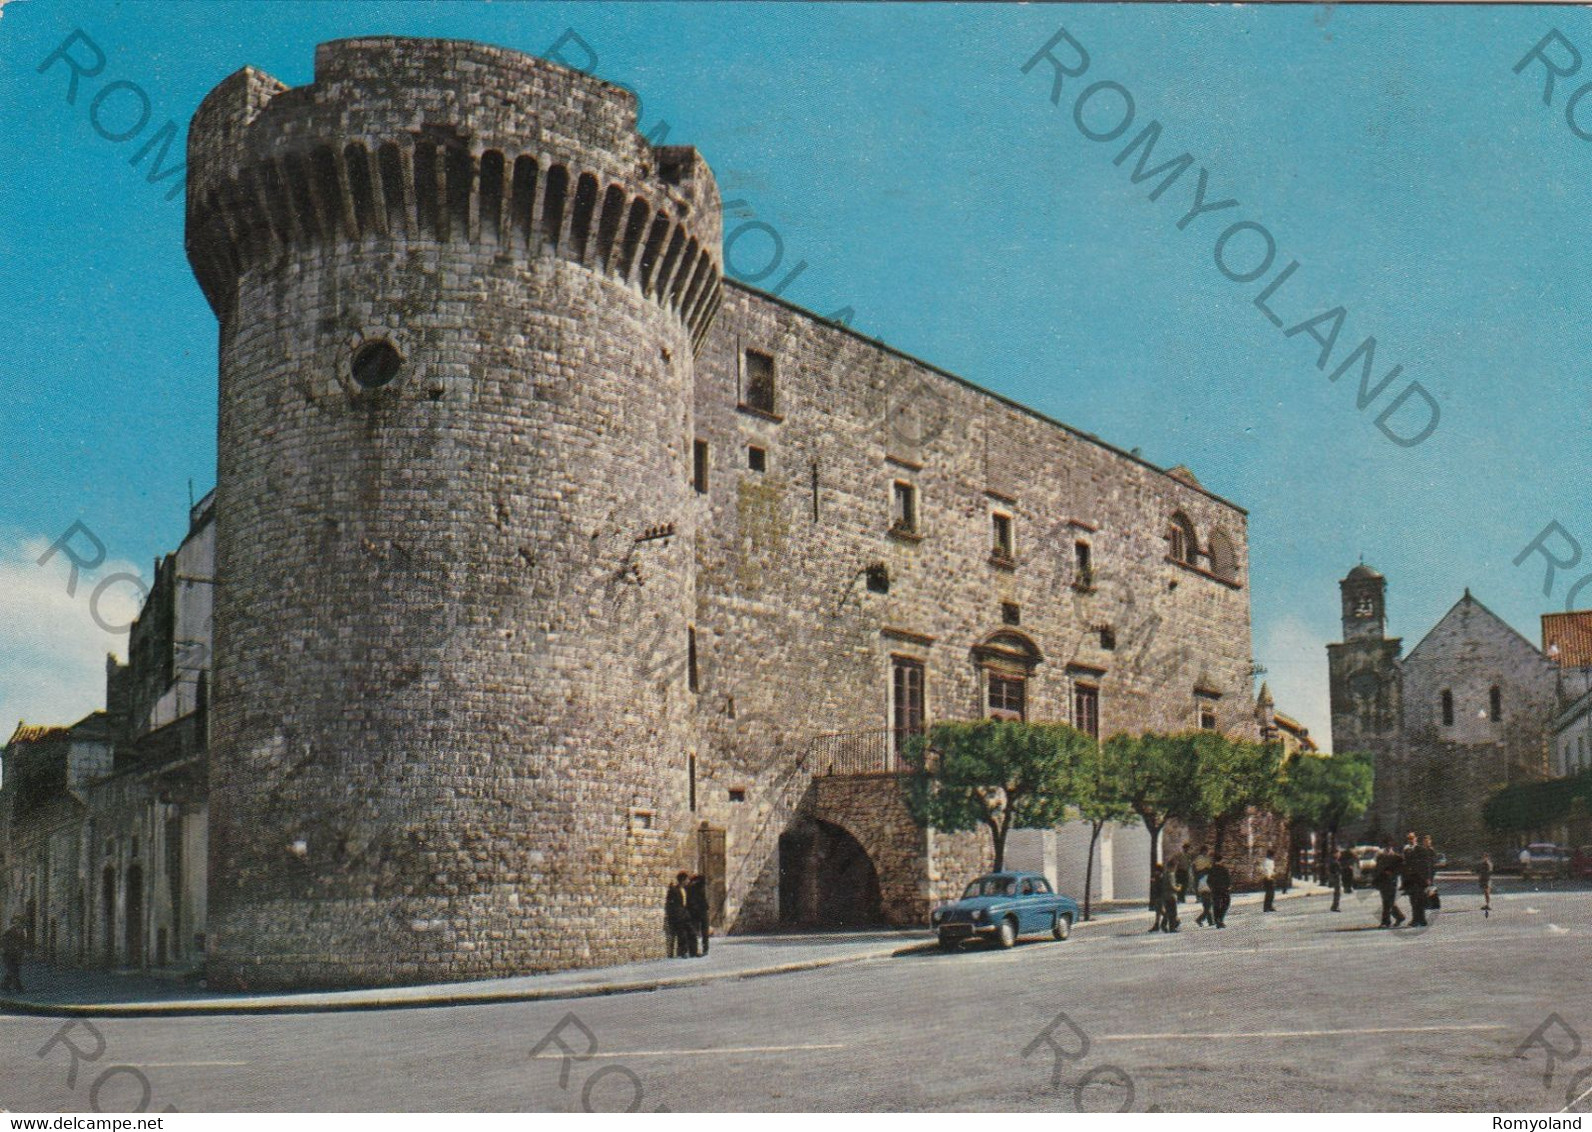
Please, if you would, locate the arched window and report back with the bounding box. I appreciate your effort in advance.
[1168,512,1198,566]
[1208,528,1238,581]
[1441,689,1454,727]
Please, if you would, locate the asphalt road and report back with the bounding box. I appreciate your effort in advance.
[4,880,1590,1113]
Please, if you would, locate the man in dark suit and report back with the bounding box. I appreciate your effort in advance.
[1375,844,1406,928]
[1207,854,1233,928]
[1404,833,1435,927]
[665,872,693,958]
[686,874,710,956]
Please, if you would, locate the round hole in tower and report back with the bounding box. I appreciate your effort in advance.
[350,340,403,389]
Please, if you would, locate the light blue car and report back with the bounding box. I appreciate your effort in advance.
[930,871,1080,950]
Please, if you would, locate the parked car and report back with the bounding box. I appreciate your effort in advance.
[930,871,1080,950]
[1520,843,1566,879]
[1353,846,1382,881]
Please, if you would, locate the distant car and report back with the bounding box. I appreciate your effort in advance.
[1521,843,1566,879]
[1353,846,1382,881]
[930,871,1080,950]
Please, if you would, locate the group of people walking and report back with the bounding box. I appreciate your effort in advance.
[1328,832,1449,928]
[664,871,712,958]
[1150,843,1248,931]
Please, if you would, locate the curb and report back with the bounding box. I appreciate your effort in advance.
[0,939,940,1019]
[0,887,1330,1019]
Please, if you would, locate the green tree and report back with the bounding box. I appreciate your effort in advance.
[1072,736,1135,921]
[1193,735,1286,858]
[901,720,1092,871]
[1103,731,1203,877]
[1280,749,1373,858]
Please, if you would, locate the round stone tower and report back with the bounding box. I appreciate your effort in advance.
[185,38,722,988]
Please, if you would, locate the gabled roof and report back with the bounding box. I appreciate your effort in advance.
[6,721,68,747]
[1403,590,1548,670]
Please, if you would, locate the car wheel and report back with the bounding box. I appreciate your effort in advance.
[995,917,1017,949]
[937,932,959,951]
[1052,912,1072,941]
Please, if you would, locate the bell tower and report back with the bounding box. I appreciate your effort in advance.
[1327,563,1403,840]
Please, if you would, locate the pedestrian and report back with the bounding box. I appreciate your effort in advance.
[1261,849,1277,912]
[1402,832,1431,928]
[1339,847,1358,894]
[1193,844,1213,892]
[1149,864,1166,933]
[1328,852,1342,912]
[1195,867,1214,926]
[1165,845,1187,905]
[1208,854,1233,928]
[687,873,710,956]
[1374,843,1406,928]
[666,871,694,958]
[1477,853,1493,918]
[1159,862,1181,932]
[1,917,28,994]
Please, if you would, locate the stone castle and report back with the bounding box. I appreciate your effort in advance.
[4,38,1261,990]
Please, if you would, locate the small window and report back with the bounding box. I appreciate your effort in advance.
[988,674,1025,721]
[728,787,747,803]
[748,445,767,472]
[1019,878,1036,895]
[692,440,709,493]
[350,340,403,389]
[688,754,697,812]
[1199,708,1217,731]
[893,658,925,758]
[688,627,699,693]
[1074,542,1093,590]
[1441,689,1454,727]
[1098,626,1116,651]
[631,810,656,831]
[1073,683,1099,739]
[865,563,890,594]
[1001,602,1020,626]
[1168,512,1198,566]
[743,349,776,415]
[992,513,1015,563]
[891,481,918,535]
[1490,685,1502,723]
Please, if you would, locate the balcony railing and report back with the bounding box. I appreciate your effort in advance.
[808,728,921,776]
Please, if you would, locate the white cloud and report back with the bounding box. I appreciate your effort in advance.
[1257,613,1333,751]
[0,533,148,735]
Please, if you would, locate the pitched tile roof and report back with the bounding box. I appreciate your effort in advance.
[1543,611,1592,668]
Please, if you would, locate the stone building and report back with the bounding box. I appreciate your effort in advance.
[1327,565,1557,860]
[103,35,1262,989]
[0,493,213,972]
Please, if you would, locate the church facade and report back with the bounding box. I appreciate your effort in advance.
[1327,565,1557,861]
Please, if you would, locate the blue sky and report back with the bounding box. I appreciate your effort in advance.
[1,1,1588,743]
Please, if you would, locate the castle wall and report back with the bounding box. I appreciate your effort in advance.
[689,284,1257,931]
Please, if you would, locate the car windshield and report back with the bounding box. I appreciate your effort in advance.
[964,876,1018,898]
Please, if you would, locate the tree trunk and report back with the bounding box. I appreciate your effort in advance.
[1142,814,1163,878]
[991,825,1007,872]
[1082,820,1103,921]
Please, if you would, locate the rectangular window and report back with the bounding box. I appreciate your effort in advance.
[1198,707,1217,731]
[1074,541,1093,590]
[748,445,767,472]
[692,439,709,493]
[687,627,699,693]
[743,349,776,415]
[1441,688,1454,726]
[1001,602,1020,626]
[992,513,1014,563]
[891,481,918,534]
[688,754,697,812]
[988,673,1025,721]
[892,658,925,759]
[1490,685,1502,722]
[728,787,747,803]
[1073,683,1099,739]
